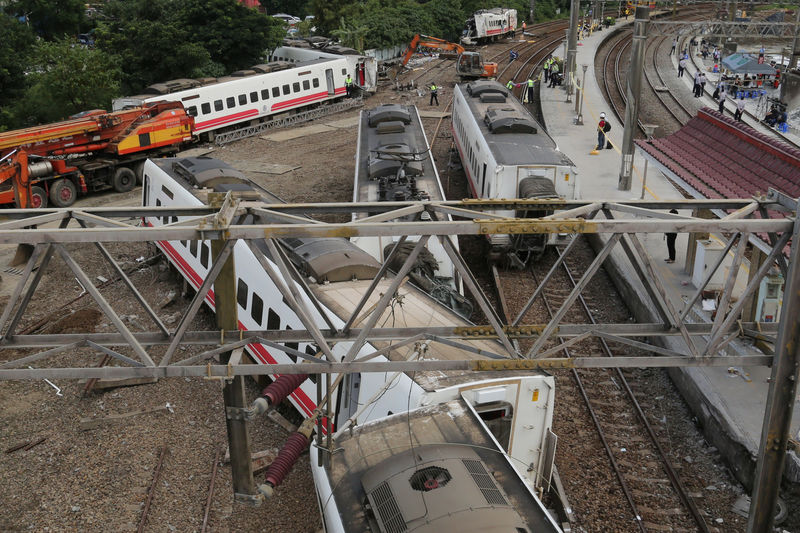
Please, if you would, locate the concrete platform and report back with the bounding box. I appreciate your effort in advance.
[537,20,800,490]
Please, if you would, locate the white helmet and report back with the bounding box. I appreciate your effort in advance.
[600,112,606,119]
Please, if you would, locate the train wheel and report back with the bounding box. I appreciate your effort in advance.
[112,167,136,193]
[49,179,77,207]
[30,186,47,208]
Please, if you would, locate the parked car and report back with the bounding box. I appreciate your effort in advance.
[272,13,300,26]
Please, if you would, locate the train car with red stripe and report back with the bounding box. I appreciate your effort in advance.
[451,80,577,264]
[462,8,517,45]
[114,55,359,141]
[141,155,562,532]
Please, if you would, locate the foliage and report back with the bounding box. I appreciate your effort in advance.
[295,19,315,37]
[259,0,311,17]
[7,0,87,39]
[310,0,360,36]
[331,17,369,52]
[12,39,121,125]
[0,15,36,117]
[95,0,284,94]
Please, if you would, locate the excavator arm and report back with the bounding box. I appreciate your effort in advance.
[401,34,465,66]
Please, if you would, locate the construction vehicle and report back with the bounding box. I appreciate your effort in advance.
[399,34,498,79]
[0,101,194,209]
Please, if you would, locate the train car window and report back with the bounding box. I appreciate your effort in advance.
[201,102,211,114]
[261,89,269,100]
[181,240,188,248]
[250,91,258,103]
[305,345,318,383]
[272,87,280,98]
[292,82,300,93]
[238,94,247,105]
[341,68,346,75]
[285,325,298,353]
[214,99,223,111]
[143,175,149,206]
[312,78,319,88]
[201,242,210,269]
[226,96,235,109]
[189,240,198,257]
[186,106,198,117]
[161,185,174,200]
[302,80,309,90]
[267,309,280,330]
[237,278,248,309]
[282,84,290,95]
[251,293,263,325]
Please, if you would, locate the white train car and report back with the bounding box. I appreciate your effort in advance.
[462,8,517,44]
[141,156,562,533]
[113,56,355,139]
[271,44,377,94]
[451,80,578,262]
[352,103,471,317]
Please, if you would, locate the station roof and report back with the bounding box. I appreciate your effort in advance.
[635,107,800,201]
[722,53,776,75]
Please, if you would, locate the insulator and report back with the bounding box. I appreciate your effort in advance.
[261,373,308,406]
[264,431,310,488]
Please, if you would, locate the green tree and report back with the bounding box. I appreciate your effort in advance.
[8,0,86,39]
[310,0,360,36]
[331,16,369,52]
[259,0,311,17]
[12,39,121,125]
[0,15,36,129]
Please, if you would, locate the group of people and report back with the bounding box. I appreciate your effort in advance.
[506,77,536,103]
[691,70,707,98]
[543,56,562,87]
[764,105,788,129]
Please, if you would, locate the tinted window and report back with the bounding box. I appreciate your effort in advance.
[238,94,247,105]
[250,91,258,103]
[302,80,309,90]
[237,278,248,309]
[342,68,346,75]
[214,99,223,111]
[161,185,174,200]
[306,345,318,383]
[201,242,210,269]
[261,89,269,100]
[312,78,319,88]
[272,87,280,98]
[226,97,235,109]
[292,82,300,93]
[251,292,263,325]
[190,240,198,257]
[187,106,197,117]
[201,102,211,114]
[285,325,298,353]
[267,309,280,330]
[282,84,290,95]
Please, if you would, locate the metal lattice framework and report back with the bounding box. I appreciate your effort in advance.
[1,190,798,531]
[647,19,800,40]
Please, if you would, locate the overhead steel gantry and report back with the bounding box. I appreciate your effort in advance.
[646,19,800,40]
[0,190,797,531]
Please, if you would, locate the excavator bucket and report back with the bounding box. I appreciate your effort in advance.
[9,244,35,268]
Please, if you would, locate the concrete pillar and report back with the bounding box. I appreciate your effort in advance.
[618,6,649,191]
[741,247,767,323]
[565,0,580,96]
[684,208,713,275]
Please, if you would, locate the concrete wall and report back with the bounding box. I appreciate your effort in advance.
[780,70,800,110]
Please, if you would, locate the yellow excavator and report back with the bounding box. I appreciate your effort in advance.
[398,34,498,79]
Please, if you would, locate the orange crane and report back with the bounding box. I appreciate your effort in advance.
[0,101,193,209]
[399,34,498,79]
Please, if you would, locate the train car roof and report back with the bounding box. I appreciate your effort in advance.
[323,399,561,532]
[456,81,575,168]
[355,104,445,208]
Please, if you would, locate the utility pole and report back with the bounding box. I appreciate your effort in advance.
[529,0,535,24]
[618,5,649,191]
[565,0,580,97]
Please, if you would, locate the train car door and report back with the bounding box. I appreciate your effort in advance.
[325,68,335,95]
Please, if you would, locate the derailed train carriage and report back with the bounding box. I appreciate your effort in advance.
[353,103,471,317]
[141,156,564,533]
[451,80,578,264]
[462,8,517,44]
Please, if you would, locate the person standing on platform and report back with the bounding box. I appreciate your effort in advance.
[429,83,439,106]
[678,57,687,77]
[734,96,746,121]
[670,38,677,56]
[543,57,551,83]
[549,61,560,87]
[665,209,678,263]
[526,78,535,103]
[595,113,610,151]
[717,88,727,114]
[693,70,702,97]
[699,72,707,96]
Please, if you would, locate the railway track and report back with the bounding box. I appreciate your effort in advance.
[493,238,743,531]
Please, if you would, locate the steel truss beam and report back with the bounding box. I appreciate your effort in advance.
[647,20,800,40]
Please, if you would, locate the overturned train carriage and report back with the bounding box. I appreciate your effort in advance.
[353,103,471,317]
[141,156,562,533]
[451,80,578,263]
